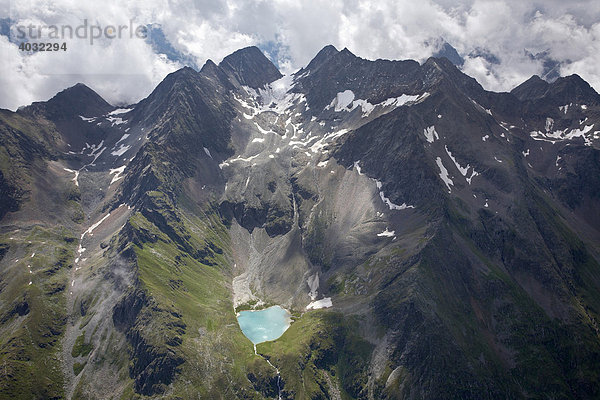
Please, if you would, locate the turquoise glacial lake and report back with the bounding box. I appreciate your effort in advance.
[237,306,291,344]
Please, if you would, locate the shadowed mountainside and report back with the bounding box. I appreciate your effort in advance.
[0,45,599,399]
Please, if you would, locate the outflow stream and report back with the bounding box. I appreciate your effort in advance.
[237,305,291,399]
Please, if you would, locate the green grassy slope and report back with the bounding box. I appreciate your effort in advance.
[107,195,271,398]
[259,311,373,400]
[0,226,77,399]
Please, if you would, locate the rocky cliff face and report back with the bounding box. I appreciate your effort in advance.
[0,44,599,399]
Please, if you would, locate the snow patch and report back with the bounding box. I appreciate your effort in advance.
[63,168,80,187]
[326,91,429,117]
[230,154,260,163]
[423,126,439,143]
[471,99,490,115]
[115,133,130,146]
[83,140,104,157]
[109,107,133,115]
[376,181,415,210]
[382,93,428,108]
[254,121,275,135]
[306,297,332,310]
[111,144,131,156]
[559,104,572,114]
[307,273,319,300]
[243,74,306,116]
[352,99,375,116]
[530,124,594,146]
[325,90,355,112]
[106,116,127,126]
[445,146,478,185]
[109,165,126,184]
[81,212,111,240]
[354,160,363,175]
[435,157,453,192]
[377,228,395,237]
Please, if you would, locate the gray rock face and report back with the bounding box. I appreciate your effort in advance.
[194,46,600,398]
[432,41,464,66]
[219,46,283,89]
[22,83,114,121]
[1,44,600,399]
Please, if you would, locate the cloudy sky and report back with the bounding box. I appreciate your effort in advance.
[1,0,599,110]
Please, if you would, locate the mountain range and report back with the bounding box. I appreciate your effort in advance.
[0,44,599,399]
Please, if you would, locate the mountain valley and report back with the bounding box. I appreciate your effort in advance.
[0,45,600,399]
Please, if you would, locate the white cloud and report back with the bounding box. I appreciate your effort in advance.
[0,0,599,110]
[0,0,180,109]
[170,20,255,66]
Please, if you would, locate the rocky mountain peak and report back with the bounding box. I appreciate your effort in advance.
[323,46,360,68]
[303,44,339,73]
[162,65,200,86]
[129,66,203,125]
[53,82,107,103]
[511,75,549,101]
[512,73,600,106]
[421,56,485,98]
[338,47,355,57]
[22,82,113,120]
[432,42,464,66]
[219,45,282,89]
[140,66,200,101]
[198,58,235,89]
[2,44,600,400]
[546,74,600,105]
[199,59,219,73]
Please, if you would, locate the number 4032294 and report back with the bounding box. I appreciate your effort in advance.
[19,42,67,51]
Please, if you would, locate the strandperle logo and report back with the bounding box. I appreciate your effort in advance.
[13,19,148,45]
